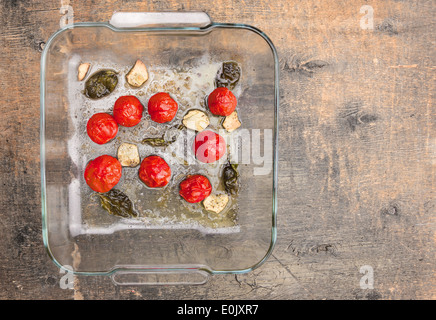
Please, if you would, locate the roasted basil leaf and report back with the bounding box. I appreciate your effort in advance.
[142,124,182,147]
[222,162,239,195]
[215,61,241,90]
[141,137,176,147]
[84,70,118,99]
[98,189,138,218]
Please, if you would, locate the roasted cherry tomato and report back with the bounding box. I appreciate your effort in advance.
[179,175,212,203]
[207,87,237,116]
[86,113,118,145]
[84,155,122,193]
[148,92,178,123]
[138,155,172,188]
[113,95,144,127]
[193,130,226,163]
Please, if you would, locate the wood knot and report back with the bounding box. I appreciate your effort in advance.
[339,101,378,132]
[381,203,400,216]
[38,41,46,52]
[282,56,329,77]
[309,243,338,256]
[376,18,398,35]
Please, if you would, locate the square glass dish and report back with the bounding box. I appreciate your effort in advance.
[40,12,279,285]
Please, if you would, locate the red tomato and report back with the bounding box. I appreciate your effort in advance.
[113,95,143,127]
[138,155,172,188]
[193,130,226,163]
[179,175,212,203]
[86,113,118,145]
[84,155,122,193]
[148,92,178,123]
[207,87,237,116]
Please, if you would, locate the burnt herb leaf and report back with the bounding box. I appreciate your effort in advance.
[141,137,175,147]
[222,162,239,195]
[215,61,241,90]
[98,189,138,218]
[84,70,118,99]
[142,124,183,147]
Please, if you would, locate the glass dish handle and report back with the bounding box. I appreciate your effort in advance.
[109,11,212,28]
[110,268,210,286]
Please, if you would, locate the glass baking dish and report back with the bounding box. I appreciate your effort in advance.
[40,12,279,285]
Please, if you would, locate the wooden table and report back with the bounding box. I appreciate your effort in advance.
[0,0,434,300]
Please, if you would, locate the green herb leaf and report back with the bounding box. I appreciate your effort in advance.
[222,162,239,195]
[141,137,175,147]
[141,124,183,147]
[98,189,138,218]
[84,70,118,99]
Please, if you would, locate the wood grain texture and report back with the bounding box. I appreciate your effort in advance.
[0,0,434,299]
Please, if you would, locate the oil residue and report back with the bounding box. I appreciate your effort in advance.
[67,54,240,235]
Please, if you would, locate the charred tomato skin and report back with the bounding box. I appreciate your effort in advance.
[138,155,172,188]
[179,175,212,203]
[193,130,226,163]
[113,95,144,127]
[86,113,118,145]
[84,155,122,193]
[207,87,237,116]
[148,92,178,123]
